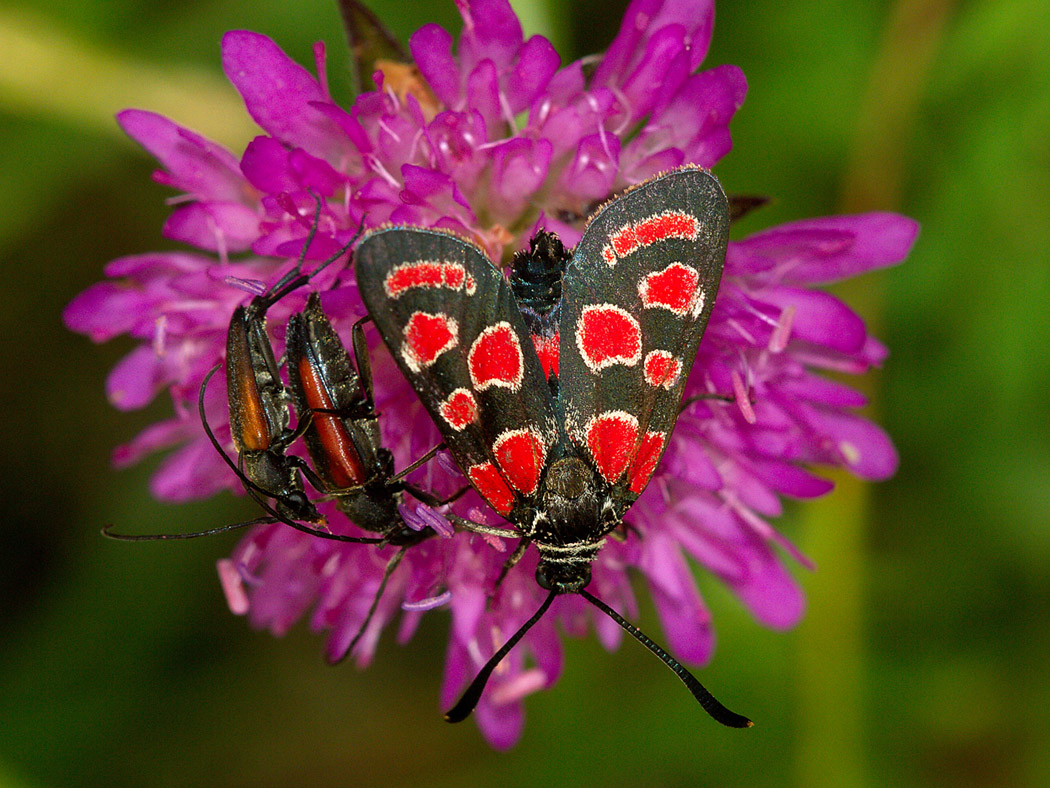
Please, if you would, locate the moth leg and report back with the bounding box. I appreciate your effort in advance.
[404,484,470,507]
[390,443,445,483]
[446,514,522,539]
[493,538,531,591]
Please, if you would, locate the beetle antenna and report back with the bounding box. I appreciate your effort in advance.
[101,517,273,541]
[328,545,407,665]
[579,589,752,728]
[444,589,557,723]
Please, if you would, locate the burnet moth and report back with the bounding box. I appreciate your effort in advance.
[356,165,751,727]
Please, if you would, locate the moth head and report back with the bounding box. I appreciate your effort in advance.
[535,559,591,594]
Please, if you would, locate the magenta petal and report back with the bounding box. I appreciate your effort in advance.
[595,0,715,89]
[241,136,297,193]
[557,132,621,202]
[640,536,713,664]
[63,282,148,342]
[163,202,261,252]
[106,345,166,411]
[759,287,868,354]
[732,546,806,630]
[222,31,346,160]
[661,436,722,490]
[149,436,234,501]
[456,0,524,75]
[779,373,869,408]
[488,137,551,217]
[660,65,748,167]
[748,459,834,499]
[810,408,900,481]
[465,60,503,136]
[507,36,560,112]
[619,26,690,121]
[117,110,244,201]
[112,417,195,468]
[729,213,919,283]
[475,686,525,750]
[410,24,460,107]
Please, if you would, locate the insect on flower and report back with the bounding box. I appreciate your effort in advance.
[104,208,457,658]
[102,203,365,541]
[357,164,752,727]
[282,291,462,658]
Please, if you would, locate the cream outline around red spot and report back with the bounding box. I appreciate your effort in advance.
[644,350,682,389]
[584,410,640,483]
[493,427,547,494]
[638,262,702,317]
[467,461,514,515]
[400,311,458,373]
[438,387,478,431]
[600,210,700,267]
[627,430,667,493]
[575,304,642,373]
[468,321,524,392]
[383,260,468,299]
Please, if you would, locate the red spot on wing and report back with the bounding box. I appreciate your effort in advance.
[586,411,639,483]
[644,350,683,389]
[438,388,478,430]
[611,225,639,258]
[603,211,699,266]
[576,305,641,372]
[628,431,666,494]
[635,211,698,246]
[493,429,546,495]
[384,261,467,298]
[639,263,701,316]
[402,312,458,373]
[531,332,559,380]
[468,462,515,515]
[468,322,524,391]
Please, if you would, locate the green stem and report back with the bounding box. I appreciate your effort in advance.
[796,2,954,787]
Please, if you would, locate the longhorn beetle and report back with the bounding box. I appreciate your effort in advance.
[283,291,461,660]
[105,198,371,543]
[356,165,751,727]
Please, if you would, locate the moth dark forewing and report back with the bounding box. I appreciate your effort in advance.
[559,166,729,506]
[356,228,555,520]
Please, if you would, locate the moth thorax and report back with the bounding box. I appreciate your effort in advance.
[510,230,567,313]
[545,456,591,500]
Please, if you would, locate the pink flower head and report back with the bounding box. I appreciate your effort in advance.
[64,0,917,748]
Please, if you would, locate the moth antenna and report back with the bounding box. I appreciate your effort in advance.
[579,589,753,728]
[444,588,557,723]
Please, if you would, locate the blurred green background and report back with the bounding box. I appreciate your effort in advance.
[2,0,1048,785]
